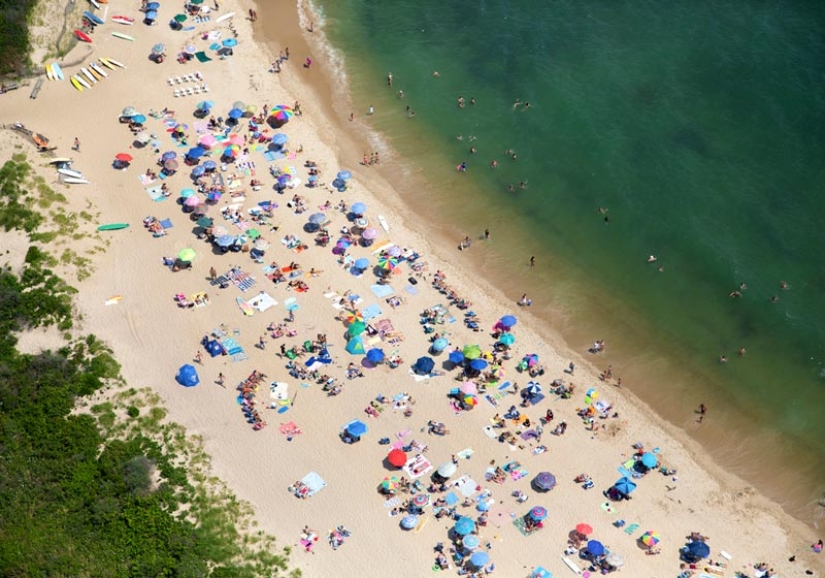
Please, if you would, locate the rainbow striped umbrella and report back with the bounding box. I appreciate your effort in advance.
[223,144,241,158]
[269,105,294,121]
[377,256,398,270]
[640,531,660,547]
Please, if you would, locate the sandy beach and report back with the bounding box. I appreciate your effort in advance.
[2,1,822,577]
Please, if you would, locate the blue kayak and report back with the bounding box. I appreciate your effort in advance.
[83,11,105,26]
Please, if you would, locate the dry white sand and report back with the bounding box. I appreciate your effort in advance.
[1,1,821,577]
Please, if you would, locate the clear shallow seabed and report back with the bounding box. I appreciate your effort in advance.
[304,0,825,522]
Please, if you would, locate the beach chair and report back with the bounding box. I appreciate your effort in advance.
[174,89,181,97]
[167,77,174,85]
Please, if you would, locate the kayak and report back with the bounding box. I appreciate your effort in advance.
[74,29,93,43]
[111,15,134,25]
[97,223,130,231]
[83,11,104,25]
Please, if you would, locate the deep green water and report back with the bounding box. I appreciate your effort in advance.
[310,0,825,518]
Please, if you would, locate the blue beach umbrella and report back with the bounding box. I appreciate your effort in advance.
[222,37,238,47]
[366,348,385,363]
[469,551,490,567]
[175,364,199,387]
[337,170,352,181]
[499,333,516,346]
[432,337,449,352]
[587,540,605,557]
[187,146,205,159]
[476,501,489,512]
[400,515,418,530]
[271,133,288,145]
[640,452,658,469]
[454,516,475,536]
[613,477,637,496]
[354,257,370,270]
[524,381,542,397]
[131,114,147,124]
[146,1,160,9]
[228,107,244,119]
[413,356,435,375]
[308,213,327,225]
[191,165,206,177]
[203,160,217,170]
[162,151,177,161]
[145,10,158,20]
[500,315,517,328]
[463,534,480,549]
[686,541,710,559]
[215,235,236,247]
[196,100,214,111]
[448,351,465,364]
[469,358,488,371]
[351,202,366,215]
[346,419,368,437]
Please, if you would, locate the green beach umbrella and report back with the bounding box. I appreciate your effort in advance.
[177,248,196,262]
[196,216,213,227]
[174,13,188,22]
[190,0,204,4]
[247,228,261,240]
[462,344,482,360]
[348,321,366,336]
[180,188,196,198]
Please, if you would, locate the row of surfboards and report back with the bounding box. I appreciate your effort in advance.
[46,57,126,92]
[50,158,90,185]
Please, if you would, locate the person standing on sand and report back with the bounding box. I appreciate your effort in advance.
[217,373,226,387]
[73,137,80,151]
[194,351,203,364]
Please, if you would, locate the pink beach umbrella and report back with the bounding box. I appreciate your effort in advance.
[199,134,217,149]
[184,195,202,207]
[460,381,478,395]
[362,227,379,240]
[211,225,228,237]
[228,133,245,146]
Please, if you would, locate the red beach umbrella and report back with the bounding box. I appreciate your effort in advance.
[387,449,407,468]
[115,153,133,162]
[576,523,594,536]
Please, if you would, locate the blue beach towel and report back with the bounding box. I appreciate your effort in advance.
[362,303,382,321]
[371,284,395,298]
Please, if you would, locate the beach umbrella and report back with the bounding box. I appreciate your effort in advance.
[131,114,147,125]
[585,387,599,405]
[448,351,465,364]
[337,170,352,181]
[412,494,429,507]
[640,531,660,547]
[277,174,292,187]
[351,202,367,215]
[432,337,449,352]
[587,540,605,557]
[469,552,489,568]
[196,217,213,228]
[211,225,227,237]
[463,395,478,407]
[462,344,482,360]
[215,235,236,247]
[499,333,516,346]
[244,104,258,116]
[354,258,370,270]
[121,106,137,117]
[190,0,203,3]
[308,213,327,225]
[207,191,223,203]
[223,38,238,47]
[529,506,548,521]
[174,13,187,22]
[613,477,637,496]
[388,245,403,257]
[462,535,480,550]
[175,364,199,387]
[228,133,245,146]
[400,515,417,530]
[380,476,398,493]
[362,227,379,240]
[177,248,196,262]
[524,381,542,397]
[162,151,178,161]
[246,228,260,239]
[254,239,270,251]
[164,159,179,171]
[184,44,197,55]
[345,311,363,323]
[203,160,217,171]
[640,452,658,469]
[198,134,217,149]
[187,146,206,159]
[196,100,214,111]
[366,348,385,363]
[686,541,710,559]
[500,315,517,328]
[387,448,406,467]
[346,336,366,355]
[191,165,206,177]
[269,104,294,120]
[347,321,367,337]
[605,552,624,568]
[459,381,478,395]
[223,144,241,158]
[377,256,398,270]
[469,358,488,371]
[135,130,151,144]
[145,10,158,20]
[115,153,133,162]
[533,472,557,491]
[271,133,288,145]
[152,43,165,54]
[346,419,368,437]
[146,1,160,9]
[180,188,196,198]
[184,195,202,207]
[454,516,475,536]
[576,523,594,536]
[413,356,435,375]
[436,461,457,479]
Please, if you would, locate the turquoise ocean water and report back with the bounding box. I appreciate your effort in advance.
[309,0,825,521]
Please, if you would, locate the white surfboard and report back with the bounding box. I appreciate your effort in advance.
[378,215,389,233]
[90,62,108,77]
[105,58,126,69]
[81,67,97,84]
[216,12,235,23]
[58,168,84,179]
[63,177,90,184]
[52,62,64,80]
[75,75,91,89]
[49,157,73,165]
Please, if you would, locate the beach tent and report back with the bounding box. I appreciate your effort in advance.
[345,336,365,355]
[205,339,223,357]
[413,356,435,375]
[175,364,199,387]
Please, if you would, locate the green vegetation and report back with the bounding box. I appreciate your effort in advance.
[0,159,299,576]
[0,0,37,75]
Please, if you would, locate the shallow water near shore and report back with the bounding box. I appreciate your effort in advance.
[265,0,825,524]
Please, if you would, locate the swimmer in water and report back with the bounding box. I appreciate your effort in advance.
[387,72,393,86]
[513,99,522,109]
[456,135,463,141]
[508,184,515,192]
[779,281,789,290]
[432,71,440,77]
[469,146,476,154]
[647,255,657,263]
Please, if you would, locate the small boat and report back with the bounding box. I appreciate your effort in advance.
[97,223,130,231]
[74,29,93,43]
[111,32,135,41]
[83,11,104,25]
[111,15,134,25]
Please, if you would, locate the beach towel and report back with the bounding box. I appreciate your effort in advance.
[623,523,639,535]
[383,497,402,509]
[284,297,299,311]
[264,151,285,162]
[404,284,419,295]
[279,421,301,437]
[456,448,474,459]
[159,218,173,229]
[361,303,382,321]
[600,501,616,514]
[248,292,277,312]
[455,476,478,498]
[482,425,498,439]
[370,284,395,298]
[145,186,166,202]
[139,173,156,185]
[512,516,543,537]
[618,458,635,479]
[195,51,213,63]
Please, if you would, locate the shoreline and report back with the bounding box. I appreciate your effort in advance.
[1,0,821,577]
[279,0,825,527]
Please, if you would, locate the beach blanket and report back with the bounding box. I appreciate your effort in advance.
[513,516,543,537]
[361,303,382,321]
[404,284,419,295]
[229,269,256,292]
[299,471,325,495]
[370,284,395,298]
[279,421,302,437]
[455,476,479,498]
[403,454,432,479]
[504,461,528,481]
[145,186,165,202]
[618,459,636,479]
[195,51,213,63]
[248,292,277,312]
[264,151,285,162]
[139,173,157,185]
[270,381,289,400]
[219,336,243,355]
[159,218,173,229]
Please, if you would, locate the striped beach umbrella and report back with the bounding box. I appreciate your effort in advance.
[640,531,660,547]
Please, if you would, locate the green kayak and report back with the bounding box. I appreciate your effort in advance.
[97,223,130,231]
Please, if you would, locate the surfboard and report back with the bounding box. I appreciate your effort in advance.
[58,168,84,179]
[88,66,103,81]
[378,215,390,233]
[74,29,93,43]
[98,57,117,70]
[88,0,100,8]
[81,67,97,84]
[83,11,104,25]
[111,15,134,25]
[63,177,90,184]
[562,556,583,576]
[236,296,254,316]
[52,63,64,80]
[216,12,235,23]
[49,158,73,165]
[97,223,129,231]
[111,32,135,41]
[90,62,108,77]
[46,64,54,80]
[75,75,91,89]
[105,58,126,68]
[70,77,84,91]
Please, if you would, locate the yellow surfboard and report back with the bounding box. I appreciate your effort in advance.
[70,76,84,92]
[46,64,54,80]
